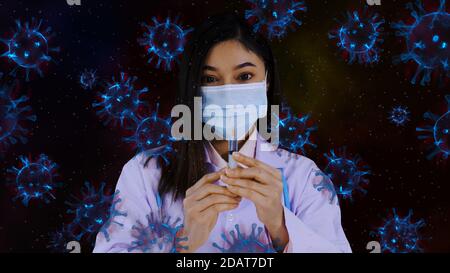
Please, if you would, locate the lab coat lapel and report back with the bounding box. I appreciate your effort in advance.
[255,132,287,169]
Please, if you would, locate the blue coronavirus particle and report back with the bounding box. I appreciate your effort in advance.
[416,95,450,160]
[389,105,410,126]
[372,209,425,253]
[92,72,149,127]
[0,85,36,152]
[7,154,59,206]
[275,107,317,155]
[47,224,78,253]
[79,69,97,90]
[66,181,127,242]
[322,148,370,201]
[312,170,338,205]
[329,9,384,64]
[124,105,175,164]
[245,0,307,40]
[127,212,187,253]
[213,223,276,253]
[0,19,59,81]
[392,0,449,86]
[138,16,193,71]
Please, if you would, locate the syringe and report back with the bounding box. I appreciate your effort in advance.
[228,128,238,168]
[228,139,238,168]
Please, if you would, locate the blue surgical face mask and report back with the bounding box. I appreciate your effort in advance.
[199,73,268,140]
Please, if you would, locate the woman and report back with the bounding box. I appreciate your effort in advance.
[93,13,351,253]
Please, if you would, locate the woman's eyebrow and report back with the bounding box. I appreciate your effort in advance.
[203,65,217,71]
[234,62,256,70]
[202,62,256,71]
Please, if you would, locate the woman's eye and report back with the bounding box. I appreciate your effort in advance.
[202,75,217,84]
[238,73,253,81]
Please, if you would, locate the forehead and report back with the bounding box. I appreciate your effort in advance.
[204,40,265,69]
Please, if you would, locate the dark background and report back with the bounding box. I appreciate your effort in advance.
[0,0,449,252]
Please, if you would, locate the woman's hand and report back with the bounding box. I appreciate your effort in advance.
[220,152,289,251]
[179,169,241,253]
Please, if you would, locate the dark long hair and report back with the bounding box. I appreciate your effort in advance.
[152,13,283,201]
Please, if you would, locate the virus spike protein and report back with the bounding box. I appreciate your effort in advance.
[0,85,37,151]
[245,0,307,40]
[373,209,425,253]
[392,0,449,86]
[65,181,127,242]
[1,18,59,81]
[123,104,175,165]
[127,212,187,253]
[138,16,193,71]
[329,9,385,64]
[388,105,410,126]
[313,170,339,205]
[275,107,317,155]
[416,95,450,160]
[79,69,98,90]
[7,154,59,206]
[212,223,276,253]
[322,148,370,201]
[92,72,149,127]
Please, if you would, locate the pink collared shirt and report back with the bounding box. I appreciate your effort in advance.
[93,130,352,253]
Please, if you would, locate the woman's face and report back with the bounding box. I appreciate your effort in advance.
[201,39,266,87]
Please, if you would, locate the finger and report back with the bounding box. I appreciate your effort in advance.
[192,184,239,201]
[220,175,270,196]
[226,184,266,206]
[186,169,225,196]
[232,152,281,180]
[203,203,239,217]
[195,193,241,212]
[225,167,276,186]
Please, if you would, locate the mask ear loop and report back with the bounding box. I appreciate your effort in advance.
[264,70,269,92]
